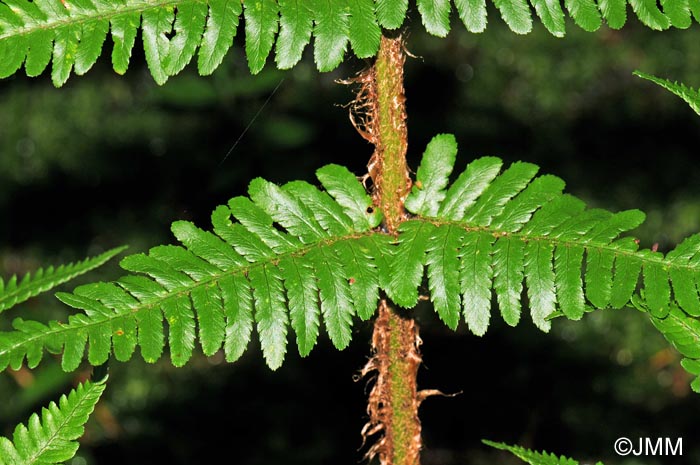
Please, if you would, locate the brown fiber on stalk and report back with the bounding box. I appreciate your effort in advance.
[346,34,429,465]
[342,35,411,235]
[359,300,424,465]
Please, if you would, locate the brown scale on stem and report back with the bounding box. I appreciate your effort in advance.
[341,35,411,235]
[360,301,422,465]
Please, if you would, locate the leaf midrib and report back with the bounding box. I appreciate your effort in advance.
[418,216,694,273]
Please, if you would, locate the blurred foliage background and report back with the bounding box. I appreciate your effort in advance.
[2,9,700,465]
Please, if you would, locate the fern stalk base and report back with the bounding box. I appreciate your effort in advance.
[361,300,423,465]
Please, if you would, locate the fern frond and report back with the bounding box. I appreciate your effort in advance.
[0,166,385,372]
[482,440,604,465]
[1,0,698,86]
[634,71,700,115]
[396,134,699,338]
[0,246,126,314]
[0,378,106,465]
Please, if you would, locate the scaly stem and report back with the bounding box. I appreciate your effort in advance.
[356,34,423,465]
[370,34,411,234]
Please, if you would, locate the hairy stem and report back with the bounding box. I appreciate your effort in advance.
[357,34,423,465]
[370,34,411,234]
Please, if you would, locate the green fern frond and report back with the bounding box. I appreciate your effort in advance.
[394,135,700,339]
[1,0,697,86]
[0,377,107,465]
[0,246,127,314]
[634,71,700,115]
[395,133,700,389]
[482,440,604,465]
[0,166,385,372]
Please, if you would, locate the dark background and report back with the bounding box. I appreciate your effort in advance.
[2,8,700,465]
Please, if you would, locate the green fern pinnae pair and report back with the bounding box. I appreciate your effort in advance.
[1,0,699,87]
[0,377,106,465]
[2,132,700,390]
[483,440,604,465]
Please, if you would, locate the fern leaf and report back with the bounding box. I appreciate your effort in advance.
[493,234,526,326]
[141,5,175,85]
[164,0,208,76]
[438,156,503,221]
[191,282,226,356]
[640,249,671,318]
[249,264,288,369]
[585,247,615,309]
[244,0,278,75]
[554,244,585,319]
[0,167,387,372]
[661,0,692,27]
[490,175,565,232]
[463,161,539,227]
[634,71,700,116]
[74,16,109,76]
[376,0,409,29]
[198,0,241,75]
[249,178,327,243]
[316,164,383,231]
[405,134,458,218]
[460,232,495,336]
[347,0,380,58]
[284,181,353,236]
[0,246,126,314]
[609,239,643,309]
[417,0,452,37]
[278,256,319,356]
[525,240,556,330]
[222,198,298,254]
[310,246,355,349]
[564,0,602,31]
[455,0,489,32]
[530,0,567,36]
[482,439,602,465]
[629,0,671,29]
[598,0,628,28]
[219,274,254,363]
[0,378,106,465]
[387,221,433,309]
[492,0,534,34]
[110,10,140,75]
[426,225,463,329]
[275,0,312,70]
[311,0,349,72]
